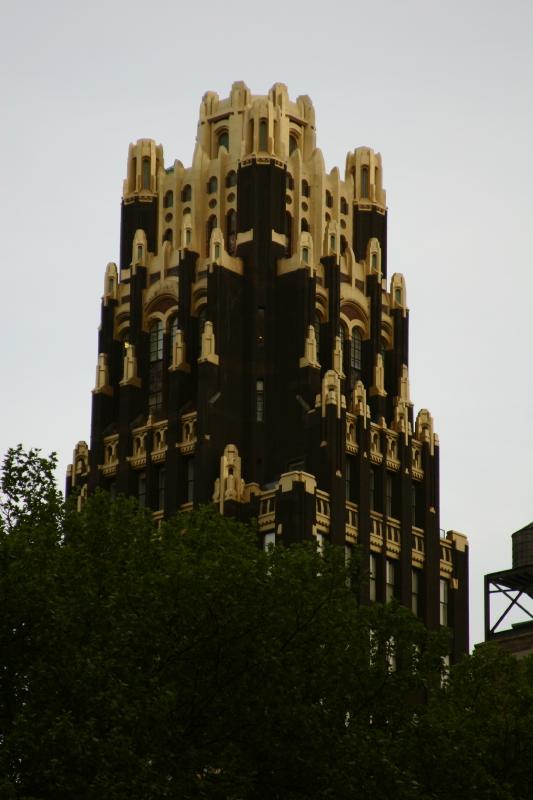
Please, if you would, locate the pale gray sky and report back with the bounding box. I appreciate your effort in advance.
[1,0,532,647]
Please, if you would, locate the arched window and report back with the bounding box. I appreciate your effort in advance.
[142,158,150,190]
[289,133,298,155]
[248,118,254,151]
[259,118,268,151]
[163,228,173,244]
[226,209,237,255]
[371,252,378,270]
[361,166,369,198]
[340,197,348,214]
[285,211,292,257]
[217,130,229,151]
[226,170,237,188]
[301,218,309,232]
[325,190,333,208]
[340,235,348,254]
[207,176,218,194]
[350,328,362,371]
[286,173,294,191]
[206,215,217,255]
[163,190,173,208]
[181,184,192,202]
[301,179,310,197]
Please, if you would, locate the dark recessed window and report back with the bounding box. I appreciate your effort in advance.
[165,212,173,222]
[207,176,218,194]
[217,130,229,151]
[142,158,150,190]
[163,229,173,244]
[206,215,217,255]
[226,209,237,256]
[181,184,192,202]
[259,119,268,151]
[325,190,333,208]
[286,173,294,191]
[361,166,369,198]
[301,179,310,197]
[226,170,237,188]
[340,197,348,214]
[350,328,362,371]
[289,133,298,154]
[150,320,163,362]
[163,190,173,208]
[301,218,309,232]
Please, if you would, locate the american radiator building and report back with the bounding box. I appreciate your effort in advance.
[67,82,469,659]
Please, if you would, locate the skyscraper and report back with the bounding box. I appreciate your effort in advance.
[67,82,468,659]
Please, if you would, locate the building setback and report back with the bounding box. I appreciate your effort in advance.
[67,82,469,661]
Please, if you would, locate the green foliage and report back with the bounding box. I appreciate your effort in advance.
[1,447,533,799]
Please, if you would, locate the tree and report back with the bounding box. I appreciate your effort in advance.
[0,447,447,799]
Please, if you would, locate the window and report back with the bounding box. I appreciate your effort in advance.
[301,218,309,232]
[440,579,449,626]
[285,211,292,257]
[163,228,173,244]
[395,288,402,304]
[289,133,298,154]
[361,165,369,198]
[329,234,336,251]
[226,209,237,255]
[386,560,395,602]
[142,158,150,190]
[169,315,178,349]
[369,468,375,511]
[226,170,237,188]
[217,130,229,151]
[340,197,348,214]
[301,179,310,197]
[386,474,393,517]
[207,176,218,194]
[264,531,276,550]
[412,569,420,616]
[371,252,377,270]
[150,320,163,362]
[158,467,165,511]
[138,472,146,508]
[198,307,206,355]
[369,553,377,601]
[214,242,221,260]
[302,246,309,264]
[259,119,268,151]
[286,173,294,191]
[163,190,173,208]
[137,244,143,263]
[186,458,194,503]
[350,328,362,371]
[185,228,192,246]
[206,215,217,255]
[325,190,333,208]
[181,184,192,202]
[340,235,348,254]
[256,379,264,422]
[313,312,321,361]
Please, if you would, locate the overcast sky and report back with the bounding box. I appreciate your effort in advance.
[2,0,532,648]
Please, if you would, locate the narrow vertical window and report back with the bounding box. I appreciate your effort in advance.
[289,133,298,154]
[218,130,229,151]
[138,472,146,508]
[361,165,369,198]
[131,157,137,191]
[369,553,377,601]
[259,119,268,151]
[186,458,194,503]
[226,209,237,255]
[225,170,237,188]
[137,244,143,263]
[350,328,362,371]
[181,184,192,202]
[206,215,217,255]
[386,474,393,517]
[369,467,375,511]
[325,190,333,208]
[158,467,165,511]
[313,312,321,361]
[302,246,309,264]
[301,179,310,197]
[149,320,163,414]
[285,211,292,257]
[142,157,150,191]
[371,252,378,270]
[386,559,396,602]
[207,176,218,194]
[440,579,449,626]
[256,379,264,422]
[412,569,420,616]
[164,190,173,208]
[163,229,173,244]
